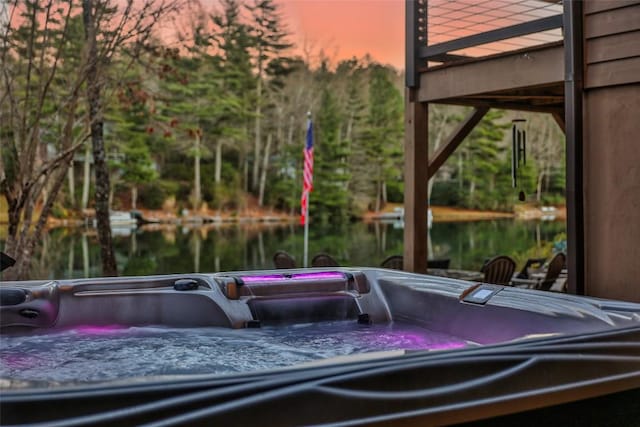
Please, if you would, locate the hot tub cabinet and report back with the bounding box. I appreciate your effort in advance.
[2,268,640,426]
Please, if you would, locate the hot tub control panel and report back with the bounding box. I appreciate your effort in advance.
[460,284,502,305]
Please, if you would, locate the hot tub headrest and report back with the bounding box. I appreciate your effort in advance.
[215,271,370,300]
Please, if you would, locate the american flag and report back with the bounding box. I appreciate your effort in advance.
[300,117,314,225]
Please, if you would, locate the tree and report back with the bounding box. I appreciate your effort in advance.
[522,113,565,204]
[158,54,211,210]
[312,86,350,222]
[262,58,315,214]
[333,58,368,214]
[108,89,158,209]
[83,0,117,275]
[245,0,292,198]
[460,110,511,210]
[211,0,255,209]
[1,1,88,279]
[1,0,181,279]
[361,65,404,211]
[157,5,248,210]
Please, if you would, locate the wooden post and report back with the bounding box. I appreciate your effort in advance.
[564,0,584,295]
[404,89,429,273]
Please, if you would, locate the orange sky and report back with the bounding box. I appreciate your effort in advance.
[279,0,405,70]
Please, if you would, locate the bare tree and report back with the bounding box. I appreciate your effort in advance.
[1,1,87,279]
[524,113,565,203]
[1,0,181,279]
[427,104,465,200]
[82,0,117,275]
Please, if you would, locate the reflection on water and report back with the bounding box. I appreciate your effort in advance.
[0,322,470,385]
[0,219,565,280]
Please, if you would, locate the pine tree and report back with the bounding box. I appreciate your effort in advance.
[338,60,369,214]
[157,5,248,210]
[107,82,158,210]
[245,0,292,196]
[312,87,350,222]
[461,110,510,210]
[362,65,404,211]
[211,0,255,209]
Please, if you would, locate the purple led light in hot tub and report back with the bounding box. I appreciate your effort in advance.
[289,272,345,280]
[240,271,345,283]
[240,274,285,283]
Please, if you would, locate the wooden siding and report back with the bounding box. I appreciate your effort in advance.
[584,0,640,15]
[585,2,640,88]
[585,4,640,38]
[583,86,640,302]
[587,57,640,89]
[583,1,640,302]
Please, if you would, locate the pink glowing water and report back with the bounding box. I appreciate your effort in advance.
[0,321,471,386]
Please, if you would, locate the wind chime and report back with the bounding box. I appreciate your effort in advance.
[511,119,527,202]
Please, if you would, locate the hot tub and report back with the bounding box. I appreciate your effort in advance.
[2,268,640,425]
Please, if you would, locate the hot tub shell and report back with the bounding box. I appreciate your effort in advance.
[2,268,640,425]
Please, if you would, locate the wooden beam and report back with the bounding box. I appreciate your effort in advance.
[418,44,564,102]
[404,89,429,274]
[433,98,564,114]
[464,95,563,101]
[428,107,488,179]
[428,53,470,63]
[552,112,566,133]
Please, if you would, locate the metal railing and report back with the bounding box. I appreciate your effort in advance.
[407,0,564,87]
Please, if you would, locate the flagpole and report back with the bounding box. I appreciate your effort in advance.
[301,111,313,268]
[303,191,310,267]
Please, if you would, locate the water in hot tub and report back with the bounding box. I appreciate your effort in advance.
[0,321,470,385]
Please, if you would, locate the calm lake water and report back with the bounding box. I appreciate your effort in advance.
[1,219,566,280]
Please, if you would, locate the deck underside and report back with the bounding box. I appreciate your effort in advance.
[417,43,564,114]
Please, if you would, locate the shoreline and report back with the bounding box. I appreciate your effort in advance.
[2,204,567,231]
[364,204,566,223]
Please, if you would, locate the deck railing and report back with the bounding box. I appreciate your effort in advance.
[407,0,564,87]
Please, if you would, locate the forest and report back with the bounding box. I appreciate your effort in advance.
[1,0,566,278]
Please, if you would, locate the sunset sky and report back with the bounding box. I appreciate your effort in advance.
[273,0,563,69]
[278,0,405,70]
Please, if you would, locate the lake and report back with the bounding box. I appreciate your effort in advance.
[1,219,566,280]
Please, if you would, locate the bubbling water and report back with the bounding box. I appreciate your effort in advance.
[0,321,470,386]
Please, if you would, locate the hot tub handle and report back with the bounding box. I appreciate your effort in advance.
[0,288,27,306]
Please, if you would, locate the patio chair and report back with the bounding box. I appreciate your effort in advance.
[381,255,404,270]
[428,258,451,269]
[481,255,516,285]
[311,253,339,267]
[273,251,296,269]
[514,257,546,279]
[512,252,566,291]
